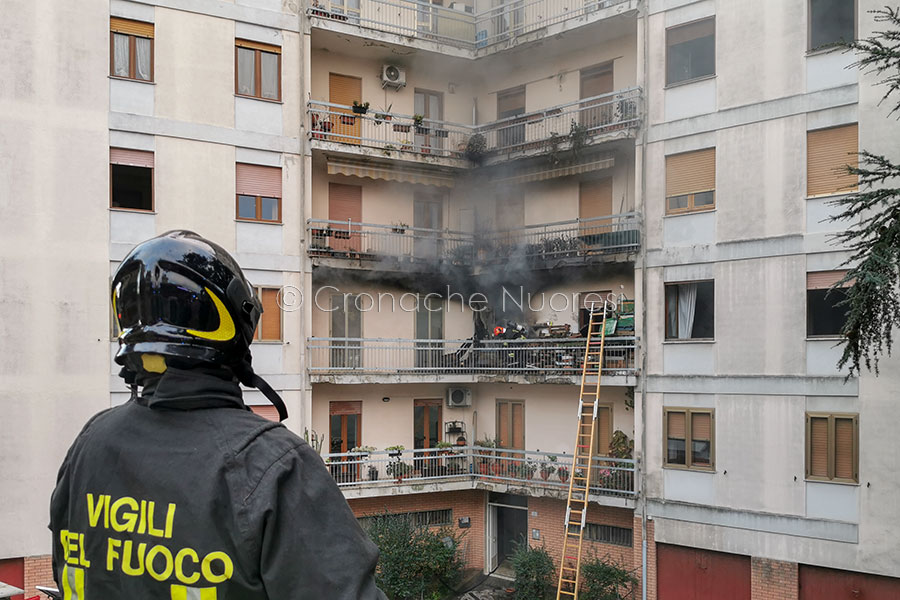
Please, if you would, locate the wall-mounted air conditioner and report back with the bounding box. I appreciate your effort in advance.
[446,387,472,408]
[381,64,407,90]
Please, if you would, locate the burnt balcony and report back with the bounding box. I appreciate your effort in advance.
[306,213,640,272]
[325,446,636,506]
[307,0,637,54]
[307,336,638,385]
[307,88,641,166]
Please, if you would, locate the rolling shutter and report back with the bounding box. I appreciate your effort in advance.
[259,288,281,341]
[691,412,711,441]
[579,178,613,220]
[834,417,855,480]
[809,416,829,478]
[807,124,858,197]
[667,411,686,439]
[497,87,525,117]
[236,164,282,197]
[667,18,714,46]
[666,148,716,197]
[329,73,362,106]
[596,406,611,455]
[330,401,362,415]
[110,148,154,168]
[328,183,362,222]
[807,270,849,290]
[250,405,279,421]
[110,17,154,38]
[235,39,281,54]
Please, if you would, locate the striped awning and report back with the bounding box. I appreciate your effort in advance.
[327,158,455,188]
[494,156,615,185]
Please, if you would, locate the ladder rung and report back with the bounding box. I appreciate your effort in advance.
[561,578,577,584]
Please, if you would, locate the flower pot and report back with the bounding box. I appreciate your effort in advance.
[351,105,368,115]
[540,470,551,481]
[558,471,569,483]
[340,115,356,125]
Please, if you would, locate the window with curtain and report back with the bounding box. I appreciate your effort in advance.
[806,413,858,483]
[254,287,282,341]
[666,18,715,85]
[235,40,281,101]
[807,271,850,337]
[110,18,154,82]
[809,0,856,50]
[665,148,716,214]
[665,281,714,340]
[664,408,715,470]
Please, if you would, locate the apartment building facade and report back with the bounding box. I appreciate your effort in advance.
[1,0,898,599]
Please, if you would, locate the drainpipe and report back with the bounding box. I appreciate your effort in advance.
[638,1,650,599]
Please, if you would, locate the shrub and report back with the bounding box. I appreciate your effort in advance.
[511,540,555,600]
[364,512,464,600]
[580,556,638,600]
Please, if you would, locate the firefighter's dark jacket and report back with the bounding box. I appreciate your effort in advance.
[50,366,388,599]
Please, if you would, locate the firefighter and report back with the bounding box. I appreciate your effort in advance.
[49,230,387,599]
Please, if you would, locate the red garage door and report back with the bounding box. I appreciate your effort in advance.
[800,564,900,599]
[0,558,24,600]
[658,544,750,600]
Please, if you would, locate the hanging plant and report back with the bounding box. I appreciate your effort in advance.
[351,100,370,115]
[464,133,487,164]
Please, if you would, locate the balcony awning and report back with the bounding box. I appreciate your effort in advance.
[493,156,615,185]
[327,158,455,188]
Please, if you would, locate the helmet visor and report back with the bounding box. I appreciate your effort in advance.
[114,269,221,332]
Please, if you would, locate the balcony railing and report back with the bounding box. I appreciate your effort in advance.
[307,88,640,159]
[308,0,634,50]
[325,446,636,498]
[308,336,637,377]
[307,213,640,265]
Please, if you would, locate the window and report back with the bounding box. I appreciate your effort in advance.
[666,148,715,214]
[358,509,452,529]
[110,18,154,82]
[497,86,526,149]
[415,295,444,368]
[665,281,715,340]
[664,408,715,470]
[254,287,282,341]
[807,271,849,337]
[236,163,282,223]
[584,524,633,547]
[809,0,856,50]
[497,400,525,450]
[666,18,715,85]
[331,294,362,368]
[806,413,858,483]
[235,39,281,101]
[807,124,859,197]
[110,148,153,211]
[414,399,442,450]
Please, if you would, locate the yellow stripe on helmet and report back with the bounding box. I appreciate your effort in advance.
[186,287,236,342]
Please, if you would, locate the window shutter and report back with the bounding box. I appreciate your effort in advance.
[809,416,829,478]
[807,124,859,197]
[667,411,686,439]
[497,87,526,116]
[834,417,855,480]
[110,17,154,38]
[110,148,154,168]
[236,164,282,198]
[329,73,362,106]
[512,402,525,449]
[596,406,611,455]
[666,148,716,197]
[235,39,281,54]
[497,402,510,447]
[667,18,714,46]
[691,412,711,441]
[328,183,363,223]
[259,288,281,341]
[330,401,362,416]
[806,270,849,290]
[250,405,279,421]
[579,178,613,220]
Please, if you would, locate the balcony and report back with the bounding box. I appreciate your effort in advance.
[307,88,641,167]
[326,446,636,507]
[307,336,638,384]
[307,0,637,54]
[307,213,639,272]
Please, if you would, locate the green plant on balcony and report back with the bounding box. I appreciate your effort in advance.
[609,430,634,459]
[464,133,487,164]
[303,427,325,455]
[373,104,393,124]
[382,144,396,156]
[385,444,405,457]
[352,100,370,114]
[391,221,408,234]
[569,119,589,159]
[539,455,557,480]
[351,445,376,457]
[386,460,413,481]
[557,464,570,483]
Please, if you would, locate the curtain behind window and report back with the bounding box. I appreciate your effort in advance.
[261,52,278,99]
[677,283,697,339]
[237,47,255,95]
[135,37,151,80]
[113,34,129,77]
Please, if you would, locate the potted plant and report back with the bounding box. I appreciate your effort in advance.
[385,444,405,458]
[368,465,379,481]
[464,133,487,164]
[374,104,393,124]
[386,460,412,483]
[413,114,428,135]
[351,445,375,457]
[522,459,538,480]
[352,100,370,115]
[382,144,396,156]
[557,465,570,483]
[391,221,408,234]
[399,139,413,152]
[436,440,454,455]
[539,456,557,481]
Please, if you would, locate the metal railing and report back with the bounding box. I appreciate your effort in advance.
[308,336,637,376]
[325,446,636,497]
[306,213,639,264]
[307,88,640,159]
[308,0,634,50]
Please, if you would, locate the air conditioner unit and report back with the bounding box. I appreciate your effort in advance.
[381,64,407,90]
[446,387,472,408]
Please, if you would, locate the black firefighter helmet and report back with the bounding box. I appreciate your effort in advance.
[111,230,287,420]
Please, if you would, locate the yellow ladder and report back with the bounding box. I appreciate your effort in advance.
[555,300,610,600]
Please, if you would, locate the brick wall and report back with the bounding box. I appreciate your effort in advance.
[633,517,656,600]
[751,557,798,600]
[23,555,54,600]
[349,490,486,571]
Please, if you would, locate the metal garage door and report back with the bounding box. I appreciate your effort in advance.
[800,564,900,599]
[657,544,751,600]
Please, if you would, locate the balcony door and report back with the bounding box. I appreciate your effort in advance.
[579,178,613,246]
[496,400,525,450]
[413,192,442,259]
[497,86,525,150]
[580,63,614,131]
[328,182,362,253]
[414,399,442,449]
[330,401,362,482]
[329,73,362,144]
[414,89,443,152]
[415,294,444,368]
[331,293,362,368]
[492,0,524,40]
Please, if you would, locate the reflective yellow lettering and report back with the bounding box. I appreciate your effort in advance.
[106,538,121,571]
[121,540,146,576]
[147,502,165,537]
[201,551,233,584]
[137,500,147,535]
[164,503,176,539]
[78,533,91,568]
[60,530,70,562]
[174,548,200,585]
[111,497,139,533]
[65,532,80,566]
[170,585,218,600]
[146,545,174,582]
[87,494,105,528]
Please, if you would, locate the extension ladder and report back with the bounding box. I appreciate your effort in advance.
[555,299,611,600]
